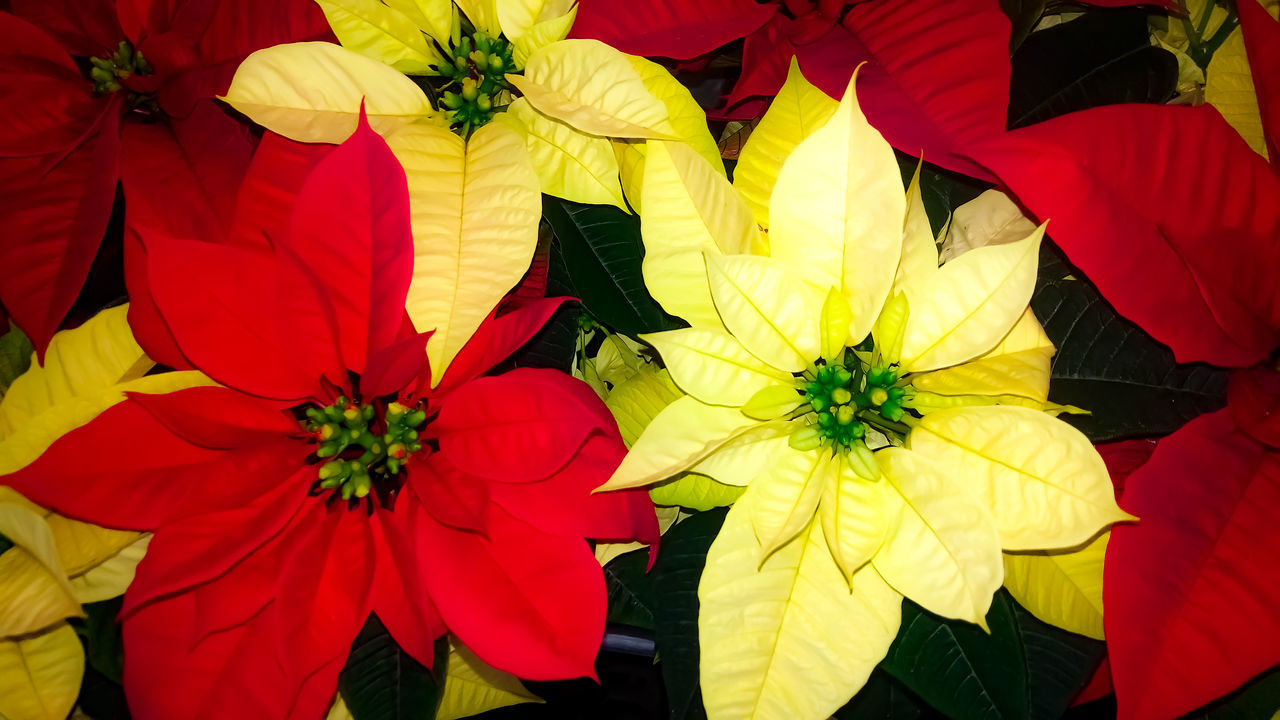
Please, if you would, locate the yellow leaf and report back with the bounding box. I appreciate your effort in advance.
[384,0,453,46]
[640,141,755,328]
[769,73,904,347]
[69,535,150,604]
[705,254,822,373]
[592,334,644,389]
[984,307,1054,357]
[0,623,84,720]
[699,492,902,720]
[894,160,938,295]
[600,396,758,491]
[437,638,542,720]
[316,0,440,74]
[509,40,675,139]
[0,549,80,635]
[388,122,541,380]
[938,189,1038,263]
[734,58,838,229]
[900,223,1044,373]
[819,288,853,361]
[873,447,1003,626]
[326,694,354,720]
[1004,531,1108,641]
[455,0,500,35]
[911,348,1052,403]
[749,447,832,558]
[512,6,576,68]
[223,42,436,144]
[613,139,646,212]
[1206,27,1269,161]
[626,55,724,173]
[507,98,627,209]
[604,364,684,448]
[819,459,887,585]
[650,473,745,511]
[45,515,139,578]
[645,327,791,407]
[908,406,1131,550]
[686,423,790,486]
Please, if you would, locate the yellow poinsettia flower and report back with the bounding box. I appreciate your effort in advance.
[0,307,209,720]
[597,68,1132,720]
[223,0,715,378]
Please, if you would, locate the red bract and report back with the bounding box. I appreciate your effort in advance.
[0,0,331,357]
[0,118,658,719]
[1104,368,1280,719]
[570,0,776,60]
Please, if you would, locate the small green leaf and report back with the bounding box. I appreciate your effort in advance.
[338,615,447,720]
[1031,242,1228,441]
[542,195,681,336]
[603,547,656,630]
[0,324,33,393]
[881,592,1029,720]
[651,508,728,720]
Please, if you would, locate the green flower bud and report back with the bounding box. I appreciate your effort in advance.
[831,387,852,406]
[788,424,822,451]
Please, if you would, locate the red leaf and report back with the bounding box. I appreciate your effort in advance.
[128,386,301,450]
[228,131,332,249]
[1072,657,1113,706]
[121,468,310,618]
[416,502,605,680]
[406,454,491,535]
[360,330,431,399]
[371,509,447,669]
[144,237,345,401]
[283,113,414,374]
[1095,439,1158,500]
[437,297,568,391]
[1228,366,1280,448]
[120,101,254,244]
[434,368,606,483]
[274,504,376,684]
[968,105,1280,366]
[0,101,121,357]
[123,231,194,370]
[569,0,777,60]
[0,398,297,530]
[1104,410,1280,719]
[190,528,289,646]
[789,0,1012,181]
[723,15,796,113]
[1239,0,1280,165]
[9,0,123,57]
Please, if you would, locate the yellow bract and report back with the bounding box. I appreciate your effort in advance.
[315,0,441,74]
[1206,27,1269,161]
[508,98,627,210]
[0,624,84,720]
[1004,532,1109,641]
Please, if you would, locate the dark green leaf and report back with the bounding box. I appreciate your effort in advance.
[604,547,657,630]
[0,534,12,555]
[1000,0,1049,52]
[835,669,935,719]
[652,508,728,720]
[881,592,1029,720]
[1012,600,1105,720]
[497,302,581,375]
[74,596,125,684]
[895,152,989,237]
[1031,242,1228,441]
[338,615,447,720]
[75,662,132,720]
[1008,9,1178,128]
[1186,663,1280,719]
[542,195,682,336]
[0,323,33,393]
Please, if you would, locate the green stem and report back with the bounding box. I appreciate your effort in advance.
[857,410,910,437]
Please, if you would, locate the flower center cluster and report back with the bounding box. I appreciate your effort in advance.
[303,397,427,507]
[789,347,912,454]
[435,30,515,134]
[88,41,156,110]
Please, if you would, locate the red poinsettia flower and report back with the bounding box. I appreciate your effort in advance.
[0,0,332,357]
[1,117,658,719]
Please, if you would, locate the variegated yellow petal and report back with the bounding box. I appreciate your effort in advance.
[0,549,80,635]
[600,396,758,491]
[734,58,838,229]
[1003,531,1108,641]
[749,447,833,559]
[687,424,791,486]
[68,535,149,604]
[437,638,542,720]
[873,447,1003,626]
[222,42,436,143]
[705,254,823,373]
[700,494,902,720]
[769,74,904,346]
[938,189,1038,263]
[819,459,888,585]
[388,122,541,379]
[640,140,755,328]
[512,6,576,67]
[510,40,674,138]
[507,98,626,208]
[0,624,84,720]
[895,160,938,294]
[908,406,1130,550]
[900,223,1044,373]
[645,327,791,407]
[316,0,440,74]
